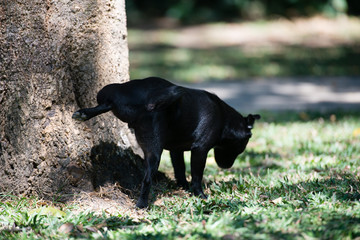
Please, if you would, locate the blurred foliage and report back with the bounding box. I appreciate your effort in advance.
[128,15,360,82]
[129,43,360,82]
[126,0,358,25]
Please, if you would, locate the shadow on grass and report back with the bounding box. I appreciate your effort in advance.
[213,172,360,239]
[89,141,179,206]
[118,232,213,240]
[229,213,360,239]
[221,150,285,177]
[266,172,360,203]
[318,215,360,239]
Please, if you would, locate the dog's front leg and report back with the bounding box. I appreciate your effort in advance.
[136,151,161,208]
[190,148,208,199]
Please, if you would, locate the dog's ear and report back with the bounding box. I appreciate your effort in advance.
[246,114,261,129]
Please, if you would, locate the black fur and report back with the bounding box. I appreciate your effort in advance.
[72,77,260,208]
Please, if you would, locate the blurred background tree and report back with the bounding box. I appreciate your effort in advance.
[126,0,357,26]
[125,0,360,83]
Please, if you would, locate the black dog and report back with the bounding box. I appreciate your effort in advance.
[72,77,260,208]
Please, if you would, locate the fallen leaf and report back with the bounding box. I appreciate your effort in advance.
[85,226,99,233]
[271,197,283,205]
[95,222,107,229]
[77,224,84,232]
[58,223,74,234]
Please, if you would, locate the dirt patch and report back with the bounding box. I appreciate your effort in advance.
[68,171,180,216]
[69,184,139,216]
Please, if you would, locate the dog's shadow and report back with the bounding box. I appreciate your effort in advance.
[90,141,178,204]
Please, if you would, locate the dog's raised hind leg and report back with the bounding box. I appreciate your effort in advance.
[72,104,112,121]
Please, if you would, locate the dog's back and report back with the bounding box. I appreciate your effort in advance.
[96,77,247,152]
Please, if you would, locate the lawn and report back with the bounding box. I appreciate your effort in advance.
[130,44,360,83]
[128,16,360,82]
[1,111,360,239]
[2,16,360,240]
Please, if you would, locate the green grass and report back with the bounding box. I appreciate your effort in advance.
[129,44,360,82]
[1,111,360,239]
[128,18,360,83]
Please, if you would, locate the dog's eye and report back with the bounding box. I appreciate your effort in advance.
[247,125,253,129]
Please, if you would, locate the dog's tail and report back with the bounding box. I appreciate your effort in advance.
[146,86,185,111]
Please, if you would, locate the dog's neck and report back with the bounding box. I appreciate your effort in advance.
[220,110,249,142]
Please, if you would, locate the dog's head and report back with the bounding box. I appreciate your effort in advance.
[214,113,260,168]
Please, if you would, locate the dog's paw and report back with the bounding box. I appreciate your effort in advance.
[193,189,208,199]
[199,193,208,199]
[177,180,190,190]
[136,199,149,209]
[72,111,88,121]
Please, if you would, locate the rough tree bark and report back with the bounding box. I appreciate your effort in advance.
[0,0,143,201]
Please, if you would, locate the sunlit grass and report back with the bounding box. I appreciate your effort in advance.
[1,111,360,239]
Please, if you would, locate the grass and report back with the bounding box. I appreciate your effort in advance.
[128,17,360,82]
[1,111,360,239]
[2,17,360,239]
[129,44,360,83]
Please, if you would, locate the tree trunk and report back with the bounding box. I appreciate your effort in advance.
[0,0,143,201]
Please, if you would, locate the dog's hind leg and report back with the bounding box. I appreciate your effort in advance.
[135,120,164,208]
[170,151,189,190]
[72,104,112,121]
[136,149,163,208]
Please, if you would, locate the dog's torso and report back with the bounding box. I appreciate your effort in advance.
[97,78,247,153]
